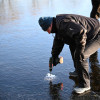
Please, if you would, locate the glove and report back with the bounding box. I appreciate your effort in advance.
[53,57,60,66]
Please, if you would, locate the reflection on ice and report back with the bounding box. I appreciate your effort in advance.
[44,73,56,81]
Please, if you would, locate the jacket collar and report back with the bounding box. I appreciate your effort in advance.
[51,17,57,33]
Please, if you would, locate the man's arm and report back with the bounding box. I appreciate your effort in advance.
[60,20,87,61]
[74,29,87,62]
[68,21,87,61]
[61,20,87,53]
[51,34,64,59]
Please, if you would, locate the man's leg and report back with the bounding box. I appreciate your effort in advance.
[74,33,100,93]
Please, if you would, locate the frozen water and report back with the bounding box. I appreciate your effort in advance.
[44,73,56,81]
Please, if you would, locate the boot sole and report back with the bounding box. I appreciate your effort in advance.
[74,87,91,94]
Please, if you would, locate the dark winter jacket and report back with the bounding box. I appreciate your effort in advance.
[51,14,100,59]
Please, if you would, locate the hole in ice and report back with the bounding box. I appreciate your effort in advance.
[44,73,56,81]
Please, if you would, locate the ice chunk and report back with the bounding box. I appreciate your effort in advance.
[44,73,56,81]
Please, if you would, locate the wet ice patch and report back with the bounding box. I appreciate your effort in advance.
[44,73,56,81]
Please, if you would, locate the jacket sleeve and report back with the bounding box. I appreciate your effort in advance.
[74,29,87,53]
[60,20,87,61]
[69,21,87,55]
[51,35,64,58]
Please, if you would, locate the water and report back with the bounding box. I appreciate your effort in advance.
[0,0,100,100]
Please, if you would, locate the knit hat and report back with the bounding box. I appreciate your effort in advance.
[38,17,53,31]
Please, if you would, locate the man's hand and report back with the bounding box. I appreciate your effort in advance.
[53,57,59,66]
[49,57,59,66]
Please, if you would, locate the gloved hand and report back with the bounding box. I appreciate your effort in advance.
[49,57,59,66]
[53,57,60,66]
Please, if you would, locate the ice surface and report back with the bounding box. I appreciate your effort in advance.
[44,73,56,81]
